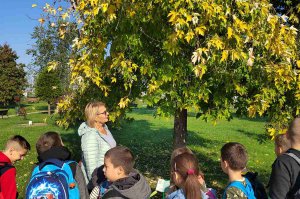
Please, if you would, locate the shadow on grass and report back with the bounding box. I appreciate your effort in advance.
[237,129,269,144]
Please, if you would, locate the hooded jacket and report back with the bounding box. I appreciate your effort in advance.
[37,146,89,199]
[78,122,116,181]
[102,171,151,199]
[0,152,16,199]
[269,148,300,199]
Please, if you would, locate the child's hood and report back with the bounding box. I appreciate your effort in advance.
[111,171,151,199]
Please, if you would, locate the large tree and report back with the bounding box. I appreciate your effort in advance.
[0,44,26,106]
[41,0,299,147]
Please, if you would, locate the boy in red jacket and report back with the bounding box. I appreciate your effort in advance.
[0,135,30,199]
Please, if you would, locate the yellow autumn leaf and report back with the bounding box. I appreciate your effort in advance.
[58,6,63,11]
[176,30,184,39]
[118,98,130,108]
[38,18,45,24]
[32,4,37,8]
[101,3,108,13]
[227,27,233,39]
[221,50,228,62]
[185,31,194,43]
[93,7,100,16]
[267,128,276,140]
[61,12,69,20]
[296,60,300,68]
[168,11,179,23]
[195,26,206,36]
[185,14,192,22]
[248,105,256,117]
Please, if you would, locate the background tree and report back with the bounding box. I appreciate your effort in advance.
[0,44,26,106]
[27,20,77,90]
[35,68,63,115]
[41,0,299,148]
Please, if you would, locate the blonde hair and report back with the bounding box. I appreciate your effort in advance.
[85,101,106,127]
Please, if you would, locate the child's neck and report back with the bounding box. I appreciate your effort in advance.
[228,170,243,182]
[116,174,129,181]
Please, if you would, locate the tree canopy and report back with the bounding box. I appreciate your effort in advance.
[27,21,78,90]
[0,44,26,106]
[38,0,299,146]
[35,68,63,114]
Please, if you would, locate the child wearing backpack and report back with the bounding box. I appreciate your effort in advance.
[89,146,151,199]
[26,131,89,199]
[167,147,217,199]
[0,135,30,199]
[221,142,256,199]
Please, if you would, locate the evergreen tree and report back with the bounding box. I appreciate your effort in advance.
[0,44,26,106]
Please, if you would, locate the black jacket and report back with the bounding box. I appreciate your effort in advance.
[37,146,89,199]
[269,148,300,199]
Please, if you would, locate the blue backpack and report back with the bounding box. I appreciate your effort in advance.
[26,159,80,199]
[223,178,256,199]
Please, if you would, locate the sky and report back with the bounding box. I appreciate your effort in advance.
[0,1,42,66]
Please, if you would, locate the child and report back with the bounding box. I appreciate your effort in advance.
[269,118,300,198]
[34,131,89,199]
[167,152,217,199]
[274,133,291,156]
[90,146,151,199]
[0,135,30,198]
[221,142,255,199]
[167,147,217,199]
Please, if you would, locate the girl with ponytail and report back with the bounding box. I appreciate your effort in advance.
[167,152,217,199]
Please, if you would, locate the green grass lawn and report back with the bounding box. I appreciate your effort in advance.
[0,103,275,198]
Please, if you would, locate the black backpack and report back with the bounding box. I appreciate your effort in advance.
[243,171,268,199]
[0,162,14,177]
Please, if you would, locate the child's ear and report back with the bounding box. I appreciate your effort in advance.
[9,147,15,155]
[117,166,125,175]
[278,147,283,155]
[223,160,229,169]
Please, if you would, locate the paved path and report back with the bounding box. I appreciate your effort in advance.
[8,111,49,117]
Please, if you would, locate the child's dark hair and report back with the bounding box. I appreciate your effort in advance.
[172,153,201,199]
[105,146,134,175]
[6,135,31,150]
[36,131,63,155]
[221,142,248,171]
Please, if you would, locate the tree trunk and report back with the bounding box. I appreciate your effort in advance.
[173,108,187,149]
[48,101,51,115]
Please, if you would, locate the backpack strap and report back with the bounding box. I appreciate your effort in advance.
[66,161,77,177]
[0,162,14,176]
[284,153,300,165]
[223,178,255,199]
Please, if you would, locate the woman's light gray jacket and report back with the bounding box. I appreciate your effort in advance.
[78,122,115,182]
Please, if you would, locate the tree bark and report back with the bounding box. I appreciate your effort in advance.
[173,108,187,149]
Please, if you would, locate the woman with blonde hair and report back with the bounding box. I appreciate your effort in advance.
[78,102,116,190]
